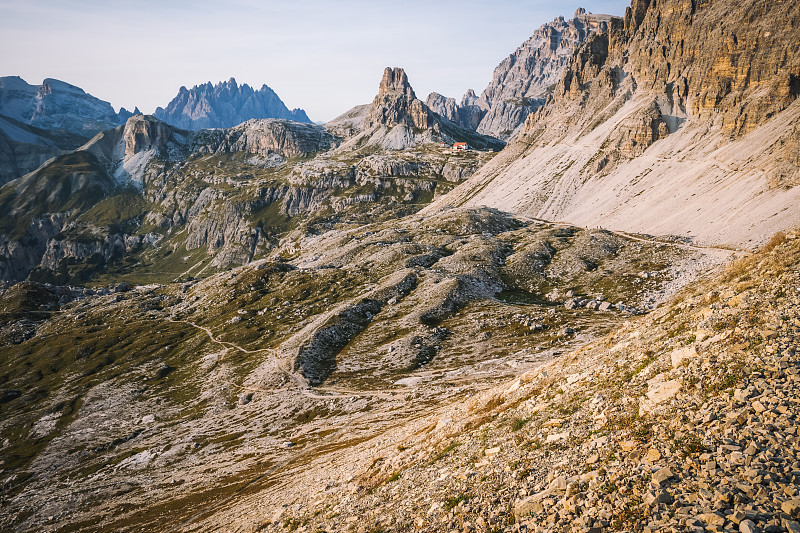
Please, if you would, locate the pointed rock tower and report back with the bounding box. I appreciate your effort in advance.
[327,67,505,151]
[364,67,433,130]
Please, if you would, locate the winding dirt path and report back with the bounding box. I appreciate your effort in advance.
[169,317,402,400]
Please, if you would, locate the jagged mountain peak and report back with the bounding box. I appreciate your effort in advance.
[364,67,430,131]
[377,67,416,99]
[154,78,311,130]
[461,89,478,106]
[0,76,132,136]
[330,67,505,151]
[424,10,616,139]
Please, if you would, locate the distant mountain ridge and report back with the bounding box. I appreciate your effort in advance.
[154,78,311,130]
[426,9,615,140]
[0,76,137,136]
[0,115,88,185]
[427,0,800,248]
[327,67,505,152]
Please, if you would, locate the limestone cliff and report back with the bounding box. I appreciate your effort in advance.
[154,78,311,130]
[364,67,433,131]
[426,10,614,140]
[429,0,800,248]
[0,76,135,136]
[334,67,505,152]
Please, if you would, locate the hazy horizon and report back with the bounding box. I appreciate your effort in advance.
[0,0,630,122]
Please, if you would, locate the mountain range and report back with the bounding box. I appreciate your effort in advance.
[427,0,800,247]
[0,76,137,136]
[1,2,799,532]
[0,66,502,286]
[0,76,314,184]
[154,78,311,130]
[426,8,613,140]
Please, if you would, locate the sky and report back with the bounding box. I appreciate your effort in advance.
[0,0,631,122]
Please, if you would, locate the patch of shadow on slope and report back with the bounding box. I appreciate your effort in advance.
[293,271,418,386]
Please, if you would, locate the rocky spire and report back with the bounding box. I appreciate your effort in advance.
[377,67,416,99]
[364,67,431,130]
[154,78,311,130]
[420,10,615,140]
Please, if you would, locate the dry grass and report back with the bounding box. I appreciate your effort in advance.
[761,231,787,253]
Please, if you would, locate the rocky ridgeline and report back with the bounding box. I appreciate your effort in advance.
[332,67,505,152]
[0,76,136,136]
[522,0,800,162]
[425,9,615,140]
[262,233,800,533]
[154,77,311,130]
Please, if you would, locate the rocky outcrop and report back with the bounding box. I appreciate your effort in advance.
[426,91,485,131]
[0,115,87,185]
[337,68,505,152]
[213,119,335,158]
[154,78,311,130]
[364,68,433,131]
[456,89,486,130]
[122,115,173,157]
[430,0,800,248]
[425,10,615,140]
[425,92,459,123]
[294,270,418,385]
[0,76,135,136]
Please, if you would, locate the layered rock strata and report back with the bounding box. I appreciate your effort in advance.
[429,0,800,248]
[426,9,615,140]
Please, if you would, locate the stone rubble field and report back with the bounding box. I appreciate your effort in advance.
[252,231,800,533]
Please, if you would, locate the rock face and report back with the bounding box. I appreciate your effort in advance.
[122,115,173,158]
[213,119,335,158]
[429,0,800,248]
[0,111,493,284]
[154,78,311,130]
[0,115,87,185]
[334,67,505,152]
[364,67,432,130]
[0,76,135,136]
[425,92,458,122]
[426,10,614,140]
[426,90,485,131]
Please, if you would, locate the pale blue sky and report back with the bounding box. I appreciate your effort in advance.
[0,0,630,122]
